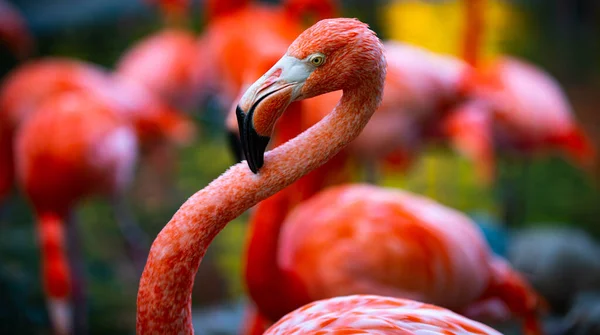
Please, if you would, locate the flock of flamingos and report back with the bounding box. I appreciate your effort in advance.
[0,0,597,334]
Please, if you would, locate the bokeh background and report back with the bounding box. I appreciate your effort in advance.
[0,0,599,334]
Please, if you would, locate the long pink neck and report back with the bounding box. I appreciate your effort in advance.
[136,85,381,334]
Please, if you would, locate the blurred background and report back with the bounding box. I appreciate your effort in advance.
[0,0,599,334]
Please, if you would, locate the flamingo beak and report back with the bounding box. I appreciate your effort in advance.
[236,56,312,173]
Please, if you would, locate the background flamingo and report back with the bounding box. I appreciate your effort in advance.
[443,0,596,227]
[195,0,340,116]
[245,183,544,335]
[116,29,201,111]
[0,58,196,208]
[15,90,138,335]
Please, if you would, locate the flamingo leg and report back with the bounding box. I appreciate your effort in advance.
[110,196,149,274]
[65,211,87,335]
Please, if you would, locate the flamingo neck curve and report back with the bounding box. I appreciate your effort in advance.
[136,81,383,334]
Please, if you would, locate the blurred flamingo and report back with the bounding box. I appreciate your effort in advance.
[447,57,597,182]
[0,58,195,333]
[442,0,596,228]
[116,29,201,111]
[115,29,202,206]
[196,0,340,113]
[0,0,34,59]
[15,91,138,335]
[137,18,501,335]
[445,0,596,184]
[0,58,195,206]
[263,184,544,334]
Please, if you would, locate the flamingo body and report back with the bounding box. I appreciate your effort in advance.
[116,29,200,110]
[15,92,137,213]
[266,295,501,335]
[279,184,490,309]
[278,184,542,328]
[15,91,137,335]
[450,56,596,179]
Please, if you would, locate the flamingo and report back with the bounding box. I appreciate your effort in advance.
[115,31,202,207]
[0,0,34,59]
[137,17,498,335]
[445,0,596,184]
[448,56,597,180]
[195,0,340,114]
[266,184,544,334]
[14,90,138,335]
[0,58,195,206]
[442,0,596,228]
[226,42,471,182]
[115,29,201,111]
[265,295,501,334]
[0,58,194,333]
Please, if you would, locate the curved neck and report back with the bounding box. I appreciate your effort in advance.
[136,85,380,334]
[462,0,485,67]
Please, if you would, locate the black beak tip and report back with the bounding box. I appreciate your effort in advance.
[237,105,271,174]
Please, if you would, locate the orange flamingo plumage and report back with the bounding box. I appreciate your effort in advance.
[15,90,138,335]
[239,42,471,335]
[275,184,544,333]
[448,57,597,181]
[266,295,501,335]
[445,0,596,183]
[0,0,34,59]
[196,0,340,113]
[116,29,201,110]
[137,18,499,334]
[0,58,195,204]
[0,58,194,333]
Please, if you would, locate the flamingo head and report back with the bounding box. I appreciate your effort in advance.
[236,18,385,173]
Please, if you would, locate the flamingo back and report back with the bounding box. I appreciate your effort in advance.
[116,29,200,109]
[265,295,501,335]
[278,184,491,309]
[14,91,137,213]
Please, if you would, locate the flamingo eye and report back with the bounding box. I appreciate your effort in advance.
[308,53,326,67]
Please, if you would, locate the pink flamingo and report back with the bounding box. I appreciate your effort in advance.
[116,32,201,206]
[0,58,194,333]
[268,184,544,334]
[266,294,501,334]
[15,90,138,335]
[0,58,195,206]
[137,18,498,334]
[195,0,340,115]
[445,0,596,183]
[116,29,201,111]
